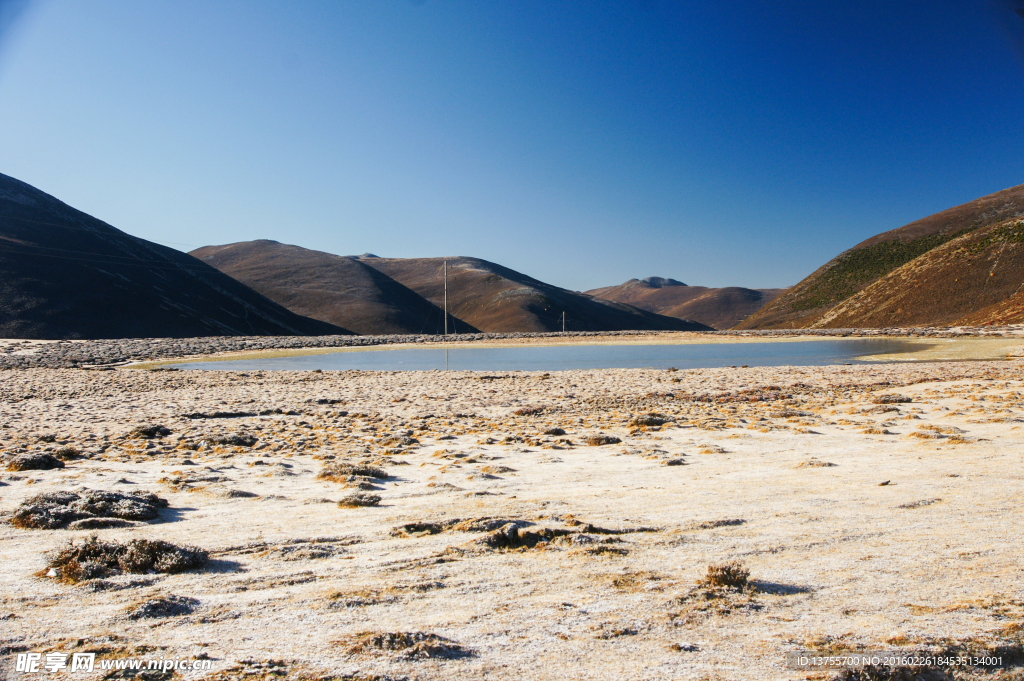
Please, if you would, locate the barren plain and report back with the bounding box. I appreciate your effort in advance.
[2,352,1024,680]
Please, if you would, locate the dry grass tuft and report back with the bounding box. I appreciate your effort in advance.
[326,581,445,609]
[702,562,750,589]
[576,545,630,557]
[480,523,571,550]
[337,493,381,508]
[796,459,837,468]
[207,433,258,447]
[452,517,531,533]
[585,434,622,446]
[629,413,671,427]
[339,631,473,660]
[390,522,448,537]
[687,518,746,531]
[479,465,516,475]
[129,424,172,439]
[326,588,397,609]
[47,536,207,583]
[11,489,168,530]
[608,571,667,593]
[318,463,387,483]
[6,453,64,471]
[53,446,83,461]
[873,395,913,404]
[125,595,198,620]
[897,498,941,509]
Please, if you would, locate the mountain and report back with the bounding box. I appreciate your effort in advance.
[586,278,785,330]
[190,241,472,335]
[357,257,713,332]
[0,173,348,339]
[738,183,1024,329]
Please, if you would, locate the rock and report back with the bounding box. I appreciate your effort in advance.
[585,435,622,446]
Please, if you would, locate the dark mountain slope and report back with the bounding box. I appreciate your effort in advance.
[0,173,348,339]
[190,241,473,335]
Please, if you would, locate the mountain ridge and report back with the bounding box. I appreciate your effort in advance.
[0,173,348,339]
[357,256,712,333]
[737,183,1024,329]
[190,240,472,335]
[586,278,785,330]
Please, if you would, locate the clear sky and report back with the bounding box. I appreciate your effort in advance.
[1,0,1023,291]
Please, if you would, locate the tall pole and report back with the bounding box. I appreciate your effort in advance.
[443,260,448,339]
[562,311,565,333]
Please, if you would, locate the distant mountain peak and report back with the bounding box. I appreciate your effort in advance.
[358,253,380,258]
[639,277,686,288]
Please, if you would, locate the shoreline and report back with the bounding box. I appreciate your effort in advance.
[136,333,914,369]
[124,336,1024,369]
[1,325,1023,370]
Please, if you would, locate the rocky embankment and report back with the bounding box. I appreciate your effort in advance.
[1,326,1023,369]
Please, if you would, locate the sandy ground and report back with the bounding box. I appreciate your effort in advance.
[858,337,1024,362]
[2,360,1024,680]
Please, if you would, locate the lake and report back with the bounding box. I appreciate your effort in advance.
[168,338,922,372]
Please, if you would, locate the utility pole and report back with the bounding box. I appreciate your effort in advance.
[443,260,448,339]
[561,311,565,333]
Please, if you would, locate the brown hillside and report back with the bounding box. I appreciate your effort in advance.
[739,183,1024,329]
[190,241,471,336]
[956,288,1024,326]
[0,173,347,340]
[359,257,712,333]
[807,219,1024,328]
[586,277,785,329]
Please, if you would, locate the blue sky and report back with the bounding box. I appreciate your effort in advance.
[1,0,1023,290]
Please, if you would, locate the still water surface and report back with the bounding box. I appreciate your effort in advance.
[170,339,920,372]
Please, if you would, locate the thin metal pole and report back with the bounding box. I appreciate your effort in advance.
[562,311,565,333]
[443,260,448,338]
